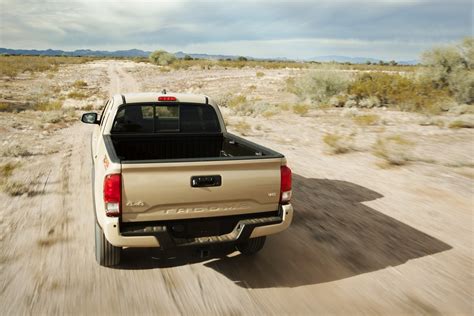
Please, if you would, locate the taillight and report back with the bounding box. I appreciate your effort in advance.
[280,165,292,204]
[104,174,121,217]
[158,96,177,101]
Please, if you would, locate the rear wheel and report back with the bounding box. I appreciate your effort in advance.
[95,221,121,267]
[237,236,266,255]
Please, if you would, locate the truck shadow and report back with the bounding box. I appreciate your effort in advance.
[119,174,452,288]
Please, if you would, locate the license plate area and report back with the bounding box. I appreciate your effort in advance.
[190,175,222,187]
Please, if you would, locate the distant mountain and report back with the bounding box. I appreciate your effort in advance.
[0,48,418,65]
[0,47,151,57]
[308,55,418,65]
[0,47,248,60]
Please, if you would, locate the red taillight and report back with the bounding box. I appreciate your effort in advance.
[158,96,177,101]
[280,165,292,204]
[104,174,121,217]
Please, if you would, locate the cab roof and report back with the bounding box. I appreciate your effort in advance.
[114,92,209,105]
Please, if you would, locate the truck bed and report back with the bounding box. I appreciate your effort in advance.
[109,132,282,162]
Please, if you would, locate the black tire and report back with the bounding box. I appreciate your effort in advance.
[95,221,121,267]
[237,236,266,255]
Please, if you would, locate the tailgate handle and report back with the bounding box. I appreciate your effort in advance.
[191,175,222,188]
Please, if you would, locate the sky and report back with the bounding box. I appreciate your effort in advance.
[0,0,472,61]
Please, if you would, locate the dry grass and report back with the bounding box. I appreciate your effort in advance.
[256,71,265,78]
[292,104,310,115]
[167,59,308,70]
[72,80,88,88]
[1,144,33,157]
[448,120,474,129]
[0,55,94,78]
[1,181,36,196]
[323,133,356,154]
[67,90,89,100]
[372,135,414,166]
[353,114,380,126]
[0,162,19,178]
[227,95,247,109]
[34,100,63,111]
[262,110,277,118]
[234,120,251,135]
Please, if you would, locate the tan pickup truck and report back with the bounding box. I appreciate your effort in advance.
[81,92,293,267]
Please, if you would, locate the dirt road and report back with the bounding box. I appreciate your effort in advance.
[0,61,472,315]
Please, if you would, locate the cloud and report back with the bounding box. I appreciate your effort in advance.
[0,0,471,60]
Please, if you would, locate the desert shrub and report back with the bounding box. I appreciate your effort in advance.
[358,96,381,108]
[292,104,309,115]
[0,162,18,178]
[149,50,177,66]
[234,120,251,135]
[421,38,474,104]
[349,72,451,114]
[322,133,355,154]
[256,71,265,78]
[0,103,9,111]
[278,103,291,111]
[2,144,33,157]
[448,120,474,129]
[35,100,62,111]
[72,80,87,88]
[372,135,413,166]
[353,114,380,126]
[67,90,89,99]
[2,181,36,196]
[227,95,249,112]
[287,70,352,102]
[329,94,348,107]
[262,110,277,118]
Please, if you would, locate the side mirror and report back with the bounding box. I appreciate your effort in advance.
[81,112,99,124]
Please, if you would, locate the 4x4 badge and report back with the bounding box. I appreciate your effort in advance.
[126,201,145,207]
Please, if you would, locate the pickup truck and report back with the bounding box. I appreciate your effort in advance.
[81,92,293,267]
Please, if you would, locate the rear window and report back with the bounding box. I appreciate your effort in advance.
[111,103,220,133]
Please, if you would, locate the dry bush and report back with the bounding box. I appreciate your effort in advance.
[1,181,34,196]
[372,135,414,166]
[1,144,33,157]
[262,110,277,118]
[353,114,380,126]
[448,120,474,129]
[72,80,88,88]
[35,100,62,111]
[149,50,177,66]
[421,37,473,104]
[0,162,19,178]
[292,104,309,115]
[323,133,355,154]
[227,95,247,109]
[67,90,89,100]
[287,70,352,102]
[256,71,265,78]
[349,72,452,114]
[278,103,291,111]
[234,120,251,135]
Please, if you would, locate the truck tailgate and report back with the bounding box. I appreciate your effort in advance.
[121,159,282,222]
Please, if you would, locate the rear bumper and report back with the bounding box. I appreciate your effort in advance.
[102,204,293,248]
